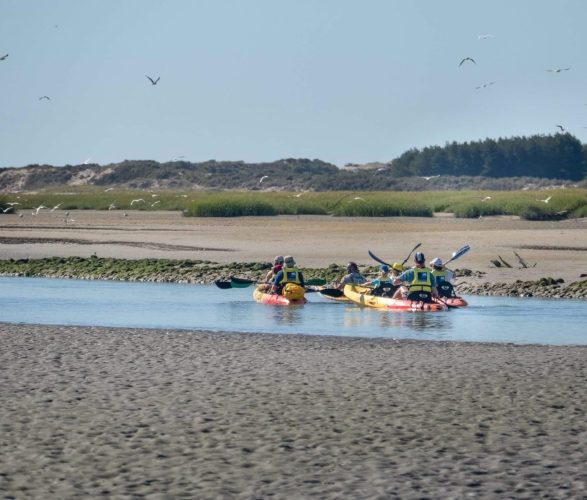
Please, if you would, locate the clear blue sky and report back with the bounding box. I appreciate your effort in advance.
[1,0,586,168]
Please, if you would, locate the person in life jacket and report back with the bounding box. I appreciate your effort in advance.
[392,252,439,302]
[334,261,366,290]
[259,255,284,292]
[271,255,305,295]
[430,257,456,298]
[367,264,396,297]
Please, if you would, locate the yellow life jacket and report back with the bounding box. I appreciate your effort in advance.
[432,269,449,284]
[279,266,301,285]
[409,266,433,293]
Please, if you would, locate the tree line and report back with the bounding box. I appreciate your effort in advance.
[1,134,586,192]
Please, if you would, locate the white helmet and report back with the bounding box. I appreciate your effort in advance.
[430,257,443,268]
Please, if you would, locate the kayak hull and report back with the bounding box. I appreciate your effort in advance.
[319,291,351,302]
[253,287,307,306]
[437,296,468,307]
[344,285,447,312]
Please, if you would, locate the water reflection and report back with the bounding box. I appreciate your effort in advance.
[341,305,451,333]
[270,304,304,326]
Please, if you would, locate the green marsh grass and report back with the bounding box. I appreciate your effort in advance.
[1,188,586,219]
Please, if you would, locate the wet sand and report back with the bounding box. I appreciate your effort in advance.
[1,210,586,285]
[1,323,586,498]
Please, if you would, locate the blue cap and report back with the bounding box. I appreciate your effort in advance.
[380,264,389,272]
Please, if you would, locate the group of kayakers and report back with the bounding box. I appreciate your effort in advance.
[264,251,455,304]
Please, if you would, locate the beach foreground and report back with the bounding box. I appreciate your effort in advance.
[1,323,585,498]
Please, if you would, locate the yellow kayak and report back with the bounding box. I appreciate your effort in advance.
[343,285,447,312]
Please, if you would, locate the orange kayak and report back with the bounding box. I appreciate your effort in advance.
[253,287,307,306]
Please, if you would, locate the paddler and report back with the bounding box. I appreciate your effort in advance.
[392,252,439,302]
[271,255,305,296]
[333,262,367,290]
[430,257,456,298]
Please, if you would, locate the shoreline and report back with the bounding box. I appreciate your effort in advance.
[1,210,586,299]
[2,322,586,498]
[1,260,586,299]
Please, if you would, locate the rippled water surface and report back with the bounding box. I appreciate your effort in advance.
[2,277,586,345]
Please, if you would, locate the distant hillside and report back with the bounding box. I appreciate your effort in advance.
[1,134,586,192]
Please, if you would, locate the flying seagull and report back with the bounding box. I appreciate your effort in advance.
[556,125,566,132]
[459,57,476,66]
[50,203,63,212]
[1,206,14,213]
[547,68,570,73]
[475,81,495,90]
[477,34,494,40]
[481,196,492,202]
[0,53,8,61]
[34,205,48,214]
[151,200,161,207]
[145,75,160,85]
[39,96,50,101]
[259,175,269,183]
[130,198,145,206]
[537,196,552,203]
[420,175,440,181]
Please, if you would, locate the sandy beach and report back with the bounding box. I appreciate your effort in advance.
[1,323,586,498]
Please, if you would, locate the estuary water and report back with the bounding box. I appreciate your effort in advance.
[1,277,586,345]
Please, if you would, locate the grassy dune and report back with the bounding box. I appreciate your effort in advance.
[1,188,586,219]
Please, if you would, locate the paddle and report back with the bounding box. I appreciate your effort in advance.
[230,276,327,287]
[317,288,345,298]
[368,243,422,268]
[443,244,470,266]
[215,277,327,290]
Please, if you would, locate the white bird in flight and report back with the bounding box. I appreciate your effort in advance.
[475,82,495,90]
[108,203,117,210]
[420,175,440,181]
[556,125,566,132]
[104,187,114,192]
[145,75,160,85]
[353,196,366,202]
[151,200,160,207]
[259,175,269,183]
[481,196,492,202]
[130,199,145,206]
[34,205,48,214]
[477,34,494,40]
[82,158,91,165]
[0,53,8,61]
[38,96,50,101]
[537,196,552,203]
[50,203,62,212]
[547,68,570,73]
[1,206,14,213]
